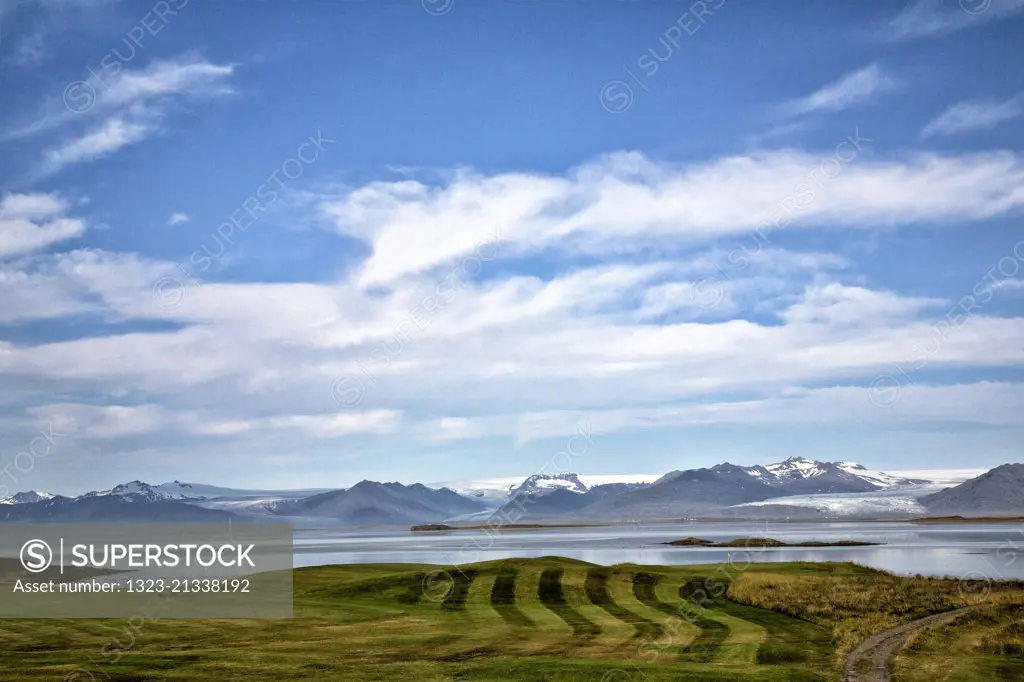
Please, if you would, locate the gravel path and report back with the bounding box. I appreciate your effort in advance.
[841,607,974,682]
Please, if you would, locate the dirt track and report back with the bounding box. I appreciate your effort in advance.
[841,607,973,682]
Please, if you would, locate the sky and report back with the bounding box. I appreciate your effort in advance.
[0,0,1023,495]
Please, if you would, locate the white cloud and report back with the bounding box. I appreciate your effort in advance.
[20,403,401,440]
[166,212,189,226]
[0,193,66,218]
[7,55,234,141]
[101,57,235,109]
[2,244,1022,422]
[779,64,894,118]
[978,277,1024,296]
[637,281,732,320]
[779,283,941,326]
[7,55,235,175]
[27,403,169,439]
[0,193,85,259]
[922,95,1024,137]
[3,146,1024,484]
[418,381,1024,445]
[266,410,402,437]
[879,0,1024,41]
[320,150,1024,287]
[43,114,155,174]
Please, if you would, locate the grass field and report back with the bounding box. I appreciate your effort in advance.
[0,558,1022,681]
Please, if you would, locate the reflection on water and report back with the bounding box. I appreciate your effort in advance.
[293,520,1024,579]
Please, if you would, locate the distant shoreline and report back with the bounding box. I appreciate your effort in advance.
[909,515,1024,524]
[410,522,605,532]
[409,516,1024,532]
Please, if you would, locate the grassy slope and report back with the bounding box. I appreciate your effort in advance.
[0,559,1021,681]
[0,558,834,681]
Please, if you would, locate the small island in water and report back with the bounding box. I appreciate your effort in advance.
[663,537,882,547]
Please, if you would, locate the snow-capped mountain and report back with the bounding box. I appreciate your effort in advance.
[71,480,337,517]
[653,458,924,497]
[434,473,661,506]
[734,466,987,517]
[0,491,57,505]
[509,473,588,498]
[0,463,981,525]
[79,480,200,502]
[743,458,924,492]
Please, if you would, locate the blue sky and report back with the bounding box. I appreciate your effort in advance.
[0,0,1023,495]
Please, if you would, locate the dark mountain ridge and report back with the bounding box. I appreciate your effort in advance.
[273,480,486,525]
[921,463,1024,516]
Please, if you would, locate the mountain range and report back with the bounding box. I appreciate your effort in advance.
[0,458,1017,525]
[271,481,486,525]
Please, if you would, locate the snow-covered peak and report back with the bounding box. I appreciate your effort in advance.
[80,480,200,502]
[834,462,920,488]
[764,457,827,480]
[0,491,56,505]
[509,473,588,498]
[753,458,922,490]
[151,481,210,499]
[431,473,660,506]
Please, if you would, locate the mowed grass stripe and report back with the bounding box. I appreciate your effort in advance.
[513,564,574,639]
[465,570,501,622]
[630,572,702,650]
[716,598,832,669]
[585,568,663,641]
[428,570,507,662]
[490,564,534,628]
[559,567,637,654]
[642,578,727,663]
[441,569,477,611]
[538,568,601,637]
[652,576,764,665]
[398,572,426,604]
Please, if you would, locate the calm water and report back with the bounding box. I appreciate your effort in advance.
[293,520,1024,580]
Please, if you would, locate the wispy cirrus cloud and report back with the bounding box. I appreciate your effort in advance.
[878,0,1024,42]
[6,29,46,67]
[95,56,235,111]
[922,94,1024,137]
[41,112,156,175]
[6,54,235,177]
[778,64,894,118]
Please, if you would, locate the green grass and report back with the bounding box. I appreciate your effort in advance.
[3,558,1016,681]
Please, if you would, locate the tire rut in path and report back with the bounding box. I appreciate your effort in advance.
[842,607,975,682]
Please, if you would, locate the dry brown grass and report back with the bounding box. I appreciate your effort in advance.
[727,569,1024,664]
[894,603,1024,681]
